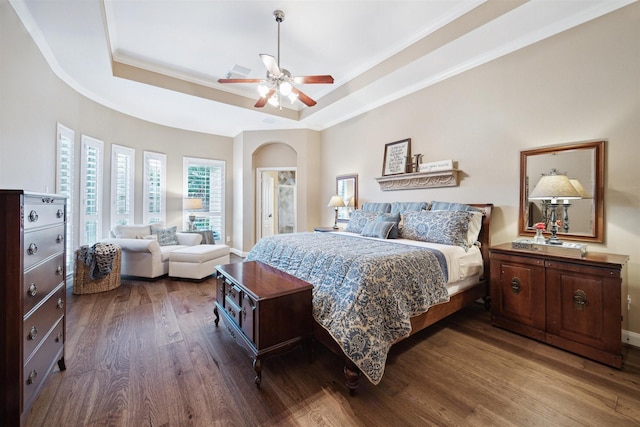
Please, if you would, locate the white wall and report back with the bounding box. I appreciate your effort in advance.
[321,3,640,336]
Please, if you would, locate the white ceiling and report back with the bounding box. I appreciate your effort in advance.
[9,0,635,137]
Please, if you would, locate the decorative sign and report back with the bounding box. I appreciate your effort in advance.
[418,159,453,173]
[382,138,411,176]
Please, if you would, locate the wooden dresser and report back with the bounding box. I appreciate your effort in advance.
[214,261,313,387]
[489,243,628,368]
[0,190,67,426]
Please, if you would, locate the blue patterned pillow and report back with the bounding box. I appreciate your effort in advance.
[361,202,392,213]
[390,201,428,215]
[150,225,179,246]
[345,210,378,233]
[429,201,481,213]
[376,212,400,238]
[400,211,472,248]
[361,221,395,239]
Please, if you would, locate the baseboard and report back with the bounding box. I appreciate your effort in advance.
[230,247,248,258]
[623,329,640,348]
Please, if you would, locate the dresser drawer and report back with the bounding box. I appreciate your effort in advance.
[24,224,65,270]
[23,253,65,315]
[23,318,64,409]
[24,197,65,230]
[224,296,242,328]
[23,284,65,361]
[225,282,243,307]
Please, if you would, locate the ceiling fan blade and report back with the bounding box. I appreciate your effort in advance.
[260,54,281,78]
[291,87,317,107]
[254,89,276,108]
[218,78,263,84]
[292,75,334,84]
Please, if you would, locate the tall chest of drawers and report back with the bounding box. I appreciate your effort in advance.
[0,190,67,426]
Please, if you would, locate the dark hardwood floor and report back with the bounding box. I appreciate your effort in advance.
[26,256,640,426]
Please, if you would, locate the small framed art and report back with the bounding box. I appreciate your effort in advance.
[382,138,411,176]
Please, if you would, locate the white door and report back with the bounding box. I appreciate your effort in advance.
[261,172,275,237]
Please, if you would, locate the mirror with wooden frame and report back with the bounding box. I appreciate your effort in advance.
[336,174,358,223]
[519,140,604,242]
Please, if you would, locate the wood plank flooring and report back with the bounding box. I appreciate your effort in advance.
[26,262,640,426]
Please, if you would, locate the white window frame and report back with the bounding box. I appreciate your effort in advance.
[110,144,135,228]
[143,151,166,225]
[183,157,225,243]
[56,123,75,273]
[79,135,104,245]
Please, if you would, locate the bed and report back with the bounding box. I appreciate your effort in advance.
[245,202,493,394]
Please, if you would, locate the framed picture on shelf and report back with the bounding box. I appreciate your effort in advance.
[382,138,411,176]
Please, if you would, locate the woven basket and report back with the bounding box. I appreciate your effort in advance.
[73,247,122,295]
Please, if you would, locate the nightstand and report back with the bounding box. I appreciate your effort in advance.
[314,227,338,232]
[489,243,629,368]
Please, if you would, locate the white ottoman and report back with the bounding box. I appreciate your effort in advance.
[169,244,230,280]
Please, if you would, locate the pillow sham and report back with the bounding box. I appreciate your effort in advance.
[376,212,401,239]
[135,234,158,240]
[429,201,482,213]
[429,201,484,246]
[150,225,179,246]
[345,210,378,234]
[361,202,392,213]
[400,210,473,248]
[390,201,428,215]
[361,221,396,239]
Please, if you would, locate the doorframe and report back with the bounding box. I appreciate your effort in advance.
[256,167,297,241]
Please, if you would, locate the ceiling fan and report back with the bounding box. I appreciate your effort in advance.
[217,10,334,109]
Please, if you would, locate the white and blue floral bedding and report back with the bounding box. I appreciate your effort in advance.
[245,232,451,384]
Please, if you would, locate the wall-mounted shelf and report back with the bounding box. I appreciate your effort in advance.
[375,169,459,191]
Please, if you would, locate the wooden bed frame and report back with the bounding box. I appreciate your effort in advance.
[312,203,493,394]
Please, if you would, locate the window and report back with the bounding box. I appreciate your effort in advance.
[111,144,135,228]
[143,151,166,224]
[56,123,75,272]
[79,135,104,245]
[183,157,225,242]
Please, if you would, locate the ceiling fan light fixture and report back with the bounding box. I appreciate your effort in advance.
[280,81,292,96]
[257,83,270,97]
[287,92,298,104]
[268,94,279,107]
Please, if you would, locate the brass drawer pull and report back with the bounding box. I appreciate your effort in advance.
[27,243,38,255]
[573,290,587,311]
[28,326,38,340]
[27,370,37,385]
[28,210,39,223]
[28,283,38,297]
[510,277,521,294]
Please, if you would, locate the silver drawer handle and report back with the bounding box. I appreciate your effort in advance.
[57,298,64,309]
[27,243,38,255]
[27,370,37,385]
[56,234,64,243]
[28,326,38,340]
[28,283,37,297]
[55,331,63,343]
[56,209,64,218]
[56,265,63,275]
[28,210,39,223]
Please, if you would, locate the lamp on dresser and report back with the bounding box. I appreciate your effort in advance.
[528,169,581,244]
[327,195,344,229]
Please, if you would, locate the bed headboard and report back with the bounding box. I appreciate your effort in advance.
[469,203,493,281]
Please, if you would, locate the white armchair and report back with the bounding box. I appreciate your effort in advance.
[102,223,202,279]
